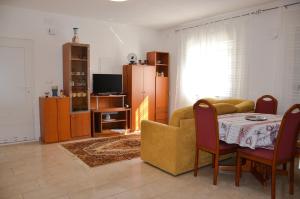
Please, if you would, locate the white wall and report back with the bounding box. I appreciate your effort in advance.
[160,1,300,114]
[0,5,162,140]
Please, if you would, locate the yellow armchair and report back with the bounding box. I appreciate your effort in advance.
[141,98,254,175]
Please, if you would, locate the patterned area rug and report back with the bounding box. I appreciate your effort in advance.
[62,134,140,167]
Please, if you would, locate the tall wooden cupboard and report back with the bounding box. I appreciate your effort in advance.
[123,64,156,130]
[63,43,91,138]
[147,51,169,124]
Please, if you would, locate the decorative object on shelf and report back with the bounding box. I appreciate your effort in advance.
[60,89,65,97]
[51,86,58,96]
[138,60,142,64]
[127,53,137,64]
[72,27,79,43]
[144,60,148,64]
[105,113,111,120]
[44,91,50,98]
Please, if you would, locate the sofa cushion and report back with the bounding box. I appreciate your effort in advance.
[169,98,255,127]
[216,99,244,105]
[214,103,238,115]
[235,100,255,113]
[169,106,193,127]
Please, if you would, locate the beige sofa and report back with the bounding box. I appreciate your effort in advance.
[141,98,255,175]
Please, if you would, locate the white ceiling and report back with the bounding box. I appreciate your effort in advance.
[0,0,277,29]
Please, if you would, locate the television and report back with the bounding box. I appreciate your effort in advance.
[93,74,122,95]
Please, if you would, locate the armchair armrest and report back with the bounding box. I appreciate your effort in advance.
[141,120,179,173]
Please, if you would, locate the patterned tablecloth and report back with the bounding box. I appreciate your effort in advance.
[218,113,282,149]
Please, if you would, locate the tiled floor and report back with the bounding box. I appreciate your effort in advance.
[0,141,299,199]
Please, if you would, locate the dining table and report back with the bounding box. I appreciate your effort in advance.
[218,112,282,150]
[217,112,285,185]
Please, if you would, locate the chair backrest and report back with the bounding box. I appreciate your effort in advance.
[255,95,278,114]
[193,99,219,153]
[274,104,300,163]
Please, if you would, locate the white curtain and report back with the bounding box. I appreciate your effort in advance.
[280,5,300,113]
[175,19,247,108]
[174,5,300,112]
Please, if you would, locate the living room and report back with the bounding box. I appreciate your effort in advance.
[0,0,300,199]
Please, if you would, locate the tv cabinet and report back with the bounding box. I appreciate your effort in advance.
[90,95,131,136]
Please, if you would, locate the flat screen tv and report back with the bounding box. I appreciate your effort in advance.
[93,74,122,95]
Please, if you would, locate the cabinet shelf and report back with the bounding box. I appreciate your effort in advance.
[94,107,130,112]
[102,119,126,124]
[71,58,88,61]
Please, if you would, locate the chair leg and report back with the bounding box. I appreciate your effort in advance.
[235,152,241,187]
[212,154,216,168]
[289,159,294,195]
[213,154,219,185]
[194,148,199,177]
[271,165,276,199]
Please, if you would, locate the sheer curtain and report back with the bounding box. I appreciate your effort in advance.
[280,5,300,113]
[173,5,300,111]
[175,20,247,108]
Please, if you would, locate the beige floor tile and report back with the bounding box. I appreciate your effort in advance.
[0,141,299,199]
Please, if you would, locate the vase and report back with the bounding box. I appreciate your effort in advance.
[72,27,79,43]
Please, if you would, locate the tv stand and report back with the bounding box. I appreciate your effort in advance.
[90,95,131,136]
[93,92,124,96]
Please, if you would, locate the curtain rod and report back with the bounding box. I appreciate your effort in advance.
[175,1,300,32]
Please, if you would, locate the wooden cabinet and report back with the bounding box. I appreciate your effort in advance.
[39,97,71,143]
[70,112,91,138]
[63,42,91,138]
[123,64,156,130]
[147,51,169,124]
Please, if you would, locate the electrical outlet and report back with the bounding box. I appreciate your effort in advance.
[48,28,56,36]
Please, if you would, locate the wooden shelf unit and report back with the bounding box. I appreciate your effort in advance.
[147,51,169,124]
[63,42,91,138]
[91,95,131,136]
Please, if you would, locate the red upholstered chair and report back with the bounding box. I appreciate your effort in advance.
[255,95,278,114]
[235,104,300,199]
[193,99,237,185]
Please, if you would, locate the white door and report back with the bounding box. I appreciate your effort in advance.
[0,38,35,144]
